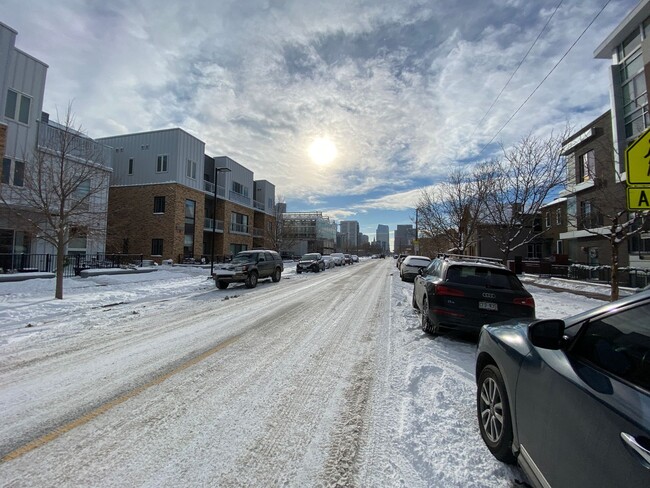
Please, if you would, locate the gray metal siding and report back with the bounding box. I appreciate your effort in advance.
[99,129,205,189]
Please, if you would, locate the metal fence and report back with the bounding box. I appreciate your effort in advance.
[518,259,650,288]
[0,253,144,278]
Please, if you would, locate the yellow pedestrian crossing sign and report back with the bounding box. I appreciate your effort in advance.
[627,187,650,210]
[625,128,650,184]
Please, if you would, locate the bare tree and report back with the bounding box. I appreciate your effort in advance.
[481,130,569,264]
[0,104,110,299]
[266,195,298,253]
[564,130,649,301]
[416,168,490,255]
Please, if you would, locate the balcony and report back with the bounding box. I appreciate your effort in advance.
[253,200,265,211]
[229,191,251,206]
[204,181,227,198]
[230,222,250,235]
[37,121,113,168]
[204,218,225,232]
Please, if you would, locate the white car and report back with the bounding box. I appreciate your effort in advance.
[400,255,431,282]
[330,253,346,266]
[322,255,335,269]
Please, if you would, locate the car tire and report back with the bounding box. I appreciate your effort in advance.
[420,297,438,335]
[272,268,281,282]
[477,365,516,464]
[297,268,302,274]
[216,280,229,290]
[245,271,258,289]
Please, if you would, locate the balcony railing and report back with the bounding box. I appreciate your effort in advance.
[230,222,250,234]
[229,191,251,206]
[253,200,265,211]
[204,218,225,232]
[203,181,227,198]
[37,121,113,167]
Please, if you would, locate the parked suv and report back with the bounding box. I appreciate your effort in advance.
[296,253,325,273]
[212,250,283,289]
[412,254,534,336]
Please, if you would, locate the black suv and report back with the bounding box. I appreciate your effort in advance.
[212,250,283,289]
[412,254,534,336]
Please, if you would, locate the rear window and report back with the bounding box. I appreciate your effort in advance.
[445,265,524,290]
[407,258,431,267]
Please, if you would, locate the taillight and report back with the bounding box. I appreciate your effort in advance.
[435,285,465,297]
[514,296,535,307]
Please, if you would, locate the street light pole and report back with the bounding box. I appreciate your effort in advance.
[210,166,231,275]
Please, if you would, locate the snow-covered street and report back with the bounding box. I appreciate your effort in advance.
[0,259,607,487]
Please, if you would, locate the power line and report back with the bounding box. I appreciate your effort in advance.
[476,0,612,157]
[469,0,564,141]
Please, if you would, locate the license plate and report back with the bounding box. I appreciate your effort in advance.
[479,301,498,311]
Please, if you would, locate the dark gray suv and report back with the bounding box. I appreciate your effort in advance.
[212,250,283,289]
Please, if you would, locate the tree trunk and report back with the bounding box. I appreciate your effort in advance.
[55,227,65,299]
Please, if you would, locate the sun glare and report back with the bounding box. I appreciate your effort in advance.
[309,137,337,166]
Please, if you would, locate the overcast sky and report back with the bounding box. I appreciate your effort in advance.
[2,0,639,244]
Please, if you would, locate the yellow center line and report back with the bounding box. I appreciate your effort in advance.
[1,334,241,463]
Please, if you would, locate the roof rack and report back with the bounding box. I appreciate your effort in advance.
[436,253,505,267]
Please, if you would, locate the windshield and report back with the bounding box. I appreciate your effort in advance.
[302,254,319,260]
[231,253,256,264]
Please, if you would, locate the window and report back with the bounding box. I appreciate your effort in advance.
[232,181,248,197]
[556,208,563,226]
[74,179,91,199]
[230,212,249,233]
[13,161,24,187]
[579,150,596,181]
[153,196,166,213]
[545,212,551,227]
[527,243,541,259]
[229,243,248,255]
[1,158,10,184]
[4,89,31,124]
[156,154,168,173]
[128,158,134,175]
[186,159,197,179]
[184,200,196,257]
[557,240,563,255]
[571,303,650,391]
[151,239,164,256]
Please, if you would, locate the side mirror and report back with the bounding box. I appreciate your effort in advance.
[528,319,565,350]
[418,268,425,276]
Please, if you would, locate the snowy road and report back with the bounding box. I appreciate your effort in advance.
[0,259,605,487]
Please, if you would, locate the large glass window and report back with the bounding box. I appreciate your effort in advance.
[13,161,24,187]
[230,212,249,233]
[184,200,196,257]
[579,150,596,181]
[128,158,134,175]
[156,154,168,173]
[232,181,248,197]
[186,159,196,179]
[151,239,163,256]
[1,158,10,184]
[4,89,31,124]
[153,196,165,213]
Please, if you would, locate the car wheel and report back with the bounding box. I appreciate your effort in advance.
[297,268,302,274]
[272,268,281,282]
[420,297,438,335]
[245,271,259,288]
[216,280,229,290]
[477,365,516,464]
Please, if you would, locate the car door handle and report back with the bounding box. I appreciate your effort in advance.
[620,432,650,466]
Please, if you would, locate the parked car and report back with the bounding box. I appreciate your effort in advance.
[322,255,335,269]
[475,289,650,488]
[213,250,283,289]
[412,254,535,336]
[344,254,352,265]
[351,254,359,263]
[400,255,431,282]
[330,253,346,266]
[396,254,407,268]
[296,253,325,273]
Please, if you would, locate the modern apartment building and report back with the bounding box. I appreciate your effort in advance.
[1,21,48,256]
[595,0,650,268]
[376,224,390,253]
[1,22,111,263]
[97,129,276,262]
